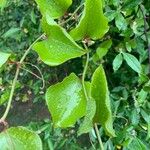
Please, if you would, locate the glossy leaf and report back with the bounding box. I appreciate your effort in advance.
[123,52,141,73]
[0,52,10,68]
[0,127,42,150]
[96,39,112,59]
[91,65,115,137]
[78,82,96,136]
[46,73,86,127]
[33,17,86,66]
[113,53,123,71]
[35,0,72,19]
[70,0,109,41]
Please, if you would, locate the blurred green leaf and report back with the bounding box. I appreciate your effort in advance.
[96,39,112,59]
[115,13,127,31]
[140,109,150,123]
[0,51,10,68]
[123,0,142,9]
[137,89,148,105]
[0,90,10,106]
[127,137,147,150]
[0,0,7,9]
[2,28,20,38]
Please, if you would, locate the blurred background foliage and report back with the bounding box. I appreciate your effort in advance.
[0,0,150,149]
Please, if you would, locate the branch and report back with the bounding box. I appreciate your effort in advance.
[0,34,45,121]
[139,5,150,73]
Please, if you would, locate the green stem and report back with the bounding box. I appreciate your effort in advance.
[82,52,89,101]
[94,124,104,150]
[82,44,104,149]
[0,34,44,121]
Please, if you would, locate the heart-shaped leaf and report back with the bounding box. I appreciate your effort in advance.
[33,17,86,66]
[0,127,42,150]
[70,0,109,41]
[91,65,116,137]
[0,52,10,68]
[35,0,72,19]
[46,73,86,127]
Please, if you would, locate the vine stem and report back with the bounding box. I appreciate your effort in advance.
[82,43,104,150]
[82,52,89,101]
[0,34,45,121]
[94,124,104,150]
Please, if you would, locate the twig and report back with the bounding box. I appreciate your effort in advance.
[23,62,45,89]
[60,3,84,26]
[0,34,45,121]
[20,67,43,81]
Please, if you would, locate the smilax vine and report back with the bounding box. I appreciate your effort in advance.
[0,0,116,149]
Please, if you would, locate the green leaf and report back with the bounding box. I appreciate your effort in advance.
[2,28,20,38]
[96,39,112,59]
[143,80,150,92]
[70,0,109,41]
[140,109,150,123]
[91,65,115,137]
[78,82,96,136]
[0,127,42,150]
[33,17,86,66]
[115,13,127,31]
[46,73,86,127]
[113,53,123,71]
[123,52,141,73]
[0,90,10,106]
[35,0,72,19]
[0,0,7,8]
[0,52,11,68]
[123,0,142,9]
[127,138,147,150]
[137,89,148,105]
